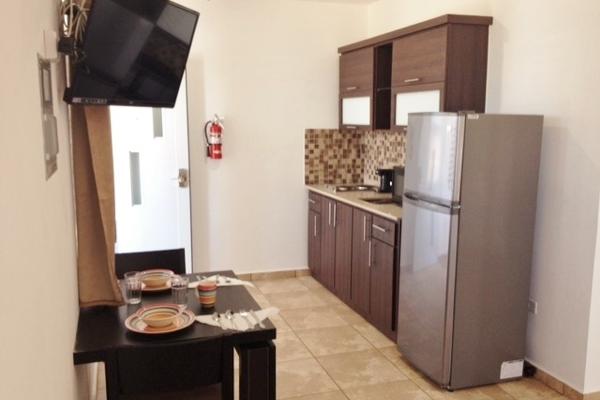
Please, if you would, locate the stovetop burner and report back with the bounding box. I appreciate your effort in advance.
[334,184,378,193]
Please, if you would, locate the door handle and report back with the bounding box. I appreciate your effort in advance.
[346,86,358,91]
[172,168,189,188]
[403,77,421,83]
[313,215,317,237]
[328,202,332,226]
[368,240,372,268]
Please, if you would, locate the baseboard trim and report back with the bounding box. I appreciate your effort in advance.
[236,268,311,281]
[534,367,600,400]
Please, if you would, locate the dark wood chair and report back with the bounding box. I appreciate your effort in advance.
[115,249,186,278]
[115,338,233,400]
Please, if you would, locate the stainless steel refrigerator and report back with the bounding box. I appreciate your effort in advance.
[397,112,543,390]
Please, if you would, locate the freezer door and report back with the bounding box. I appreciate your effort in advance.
[405,113,464,204]
[397,196,458,385]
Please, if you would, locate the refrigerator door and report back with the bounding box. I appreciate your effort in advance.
[397,195,459,386]
[405,113,464,205]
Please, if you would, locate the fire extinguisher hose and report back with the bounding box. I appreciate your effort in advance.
[204,121,212,156]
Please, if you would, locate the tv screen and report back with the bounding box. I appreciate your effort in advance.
[65,0,199,108]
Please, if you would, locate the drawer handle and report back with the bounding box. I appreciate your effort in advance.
[308,199,316,204]
[346,86,358,91]
[404,78,421,83]
[372,224,387,233]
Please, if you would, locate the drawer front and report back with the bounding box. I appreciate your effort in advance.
[392,26,447,87]
[371,216,396,246]
[308,192,322,212]
[340,47,374,93]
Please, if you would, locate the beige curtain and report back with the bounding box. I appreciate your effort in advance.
[72,105,124,307]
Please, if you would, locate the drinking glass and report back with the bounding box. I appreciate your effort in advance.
[171,275,189,308]
[124,271,142,305]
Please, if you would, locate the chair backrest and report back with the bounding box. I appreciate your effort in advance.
[116,338,223,396]
[115,248,186,278]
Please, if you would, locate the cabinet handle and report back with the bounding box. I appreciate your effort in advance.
[308,198,316,205]
[346,86,358,91]
[372,224,387,233]
[328,202,332,226]
[363,216,367,241]
[333,204,337,228]
[404,78,421,83]
[368,240,372,268]
[345,126,358,130]
[313,215,317,237]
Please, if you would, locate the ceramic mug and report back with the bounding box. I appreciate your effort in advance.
[196,281,217,308]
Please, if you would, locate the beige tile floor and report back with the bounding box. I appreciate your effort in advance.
[97,275,568,400]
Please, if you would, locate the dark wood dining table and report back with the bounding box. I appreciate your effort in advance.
[73,270,276,400]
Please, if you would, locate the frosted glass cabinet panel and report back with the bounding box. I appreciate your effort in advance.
[342,96,371,127]
[395,90,441,126]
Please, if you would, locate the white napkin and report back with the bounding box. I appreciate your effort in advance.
[188,275,255,289]
[195,307,279,331]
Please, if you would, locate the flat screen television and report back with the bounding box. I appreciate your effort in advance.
[64,0,199,108]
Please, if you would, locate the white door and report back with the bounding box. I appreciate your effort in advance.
[110,77,192,272]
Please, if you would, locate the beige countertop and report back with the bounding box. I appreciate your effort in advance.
[307,184,403,222]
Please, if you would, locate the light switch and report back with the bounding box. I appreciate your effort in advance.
[38,56,58,179]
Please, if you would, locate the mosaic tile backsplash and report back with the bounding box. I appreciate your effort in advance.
[304,128,406,185]
[305,129,363,185]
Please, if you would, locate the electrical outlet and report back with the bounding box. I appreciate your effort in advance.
[528,299,538,314]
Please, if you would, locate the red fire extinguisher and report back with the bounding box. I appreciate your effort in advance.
[204,114,224,159]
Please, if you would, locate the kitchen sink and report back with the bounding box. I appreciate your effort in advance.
[361,198,396,205]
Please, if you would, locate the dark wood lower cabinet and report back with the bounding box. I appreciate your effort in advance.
[370,238,396,338]
[334,203,353,302]
[320,198,337,290]
[308,191,400,341]
[351,209,372,315]
[308,209,321,280]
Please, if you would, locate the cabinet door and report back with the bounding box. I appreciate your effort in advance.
[391,26,447,87]
[334,202,353,302]
[370,239,395,337]
[391,83,444,127]
[340,47,374,130]
[340,47,374,93]
[308,209,321,280]
[320,198,336,290]
[351,208,372,315]
[340,94,372,129]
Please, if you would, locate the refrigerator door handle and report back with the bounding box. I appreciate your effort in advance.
[404,193,460,214]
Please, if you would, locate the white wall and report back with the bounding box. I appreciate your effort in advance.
[0,1,89,399]
[178,0,367,273]
[367,0,600,393]
[587,201,600,393]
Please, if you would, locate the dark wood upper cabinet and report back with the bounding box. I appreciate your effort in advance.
[334,202,353,302]
[391,26,447,87]
[340,47,374,93]
[339,47,374,131]
[338,14,492,130]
